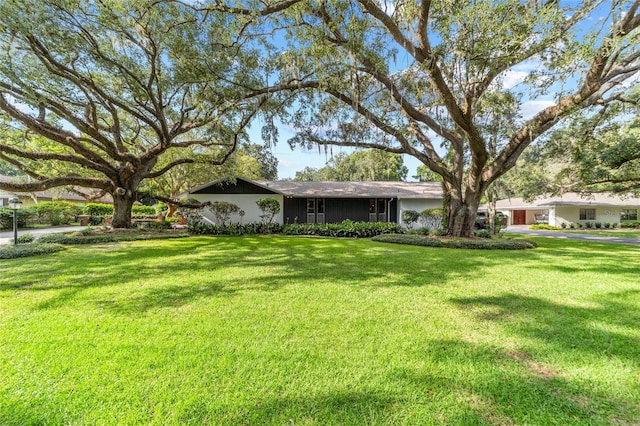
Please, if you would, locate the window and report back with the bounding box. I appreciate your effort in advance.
[307,199,315,214]
[316,199,324,214]
[369,199,376,213]
[620,208,638,221]
[579,208,596,221]
[377,198,386,214]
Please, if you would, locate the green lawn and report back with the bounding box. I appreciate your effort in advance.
[1,236,639,425]
[564,229,640,239]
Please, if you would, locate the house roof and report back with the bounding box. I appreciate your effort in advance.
[496,193,640,209]
[188,176,443,199]
[0,175,112,203]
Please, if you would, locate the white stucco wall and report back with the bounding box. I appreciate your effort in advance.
[397,198,442,227]
[554,206,625,226]
[189,194,284,225]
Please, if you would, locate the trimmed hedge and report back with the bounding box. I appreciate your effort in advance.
[282,220,403,238]
[187,220,402,238]
[0,243,66,259]
[529,224,562,230]
[38,230,189,245]
[188,222,283,235]
[372,234,537,250]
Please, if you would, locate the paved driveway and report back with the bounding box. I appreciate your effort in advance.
[505,225,640,246]
[0,226,82,245]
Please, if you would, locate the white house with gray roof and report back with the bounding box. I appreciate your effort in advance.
[186,177,443,226]
[496,193,640,226]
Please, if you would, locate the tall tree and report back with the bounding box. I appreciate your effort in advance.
[0,0,271,227]
[504,92,640,198]
[263,0,640,237]
[294,149,408,181]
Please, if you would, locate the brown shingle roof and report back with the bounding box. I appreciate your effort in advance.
[259,180,442,198]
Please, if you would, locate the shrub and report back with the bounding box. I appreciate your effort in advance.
[32,201,81,225]
[473,229,491,238]
[577,222,583,228]
[419,208,444,231]
[0,243,66,259]
[529,224,561,230]
[372,234,537,250]
[188,222,283,236]
[569,223,575,229]
[38,230,188,245]
[82,203,113,216]
[401,210,420,229]
[133,221,172,230]
[208,201,240,225]
[256,197,281,224]
[561,222,567,229]
[595,222,602,229]
[89,216,105,226]
[585,221,593,228]
[611,222,618,228]
[0,208,35,230]
[177,198,206,226]
[15,233,35,244]
[132,205,156,216]
[282,220,403,238]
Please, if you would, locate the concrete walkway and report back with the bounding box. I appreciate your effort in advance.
[505,225,640,246]
[0,225,82,245]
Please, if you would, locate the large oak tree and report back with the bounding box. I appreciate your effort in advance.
[0,0,276,227]
[263,0,640,236]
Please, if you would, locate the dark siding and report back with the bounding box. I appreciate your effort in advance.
[325,198,370,223]
[283,198,307,224]
[284,197,399,224]
[192,179,278,195]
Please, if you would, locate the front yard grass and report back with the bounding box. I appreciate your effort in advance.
[1,236,639,425]
[564,229,640,239]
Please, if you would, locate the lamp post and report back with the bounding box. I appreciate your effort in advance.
[8,197,22,245]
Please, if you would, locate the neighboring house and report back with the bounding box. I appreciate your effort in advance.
[496,193,640,226]
[186,177,443,226]
[0,174,112,207]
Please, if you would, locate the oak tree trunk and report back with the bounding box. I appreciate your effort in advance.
[111,194,135,228]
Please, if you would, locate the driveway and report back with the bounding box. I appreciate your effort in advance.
[0,225,82,245]
[505,225,640,246]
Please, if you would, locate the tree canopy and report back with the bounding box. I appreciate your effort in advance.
[294,149,408,181]
[262,0,640,236]
[0,0,272,227]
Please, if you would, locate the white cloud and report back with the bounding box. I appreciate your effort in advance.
[502,70,529,89]
[520,100,555,120]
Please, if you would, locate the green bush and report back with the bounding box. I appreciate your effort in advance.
[38,231,188,245]
[611,222,618,229]
[561,222,567,229]
[82,203,113,216]
[209,201,240,225]
[132,205,156,215]
[133,221,172,230]
[0,208,35,230]
[585,221,593,229]
[569,223,575,229]
[0,243,66,259]
[256,197,281,223]
[401,210,420,229]
[32,201,82,225]
[372,234,537,250]
[473,229,491,238]
[282,220,403,238]
[529,224,561,230]
[15,233,35,244]
[595,222,602,229]
[620,221,639,228]
[188,222,283,236]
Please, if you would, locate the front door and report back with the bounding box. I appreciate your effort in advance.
[512,210,527,225]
